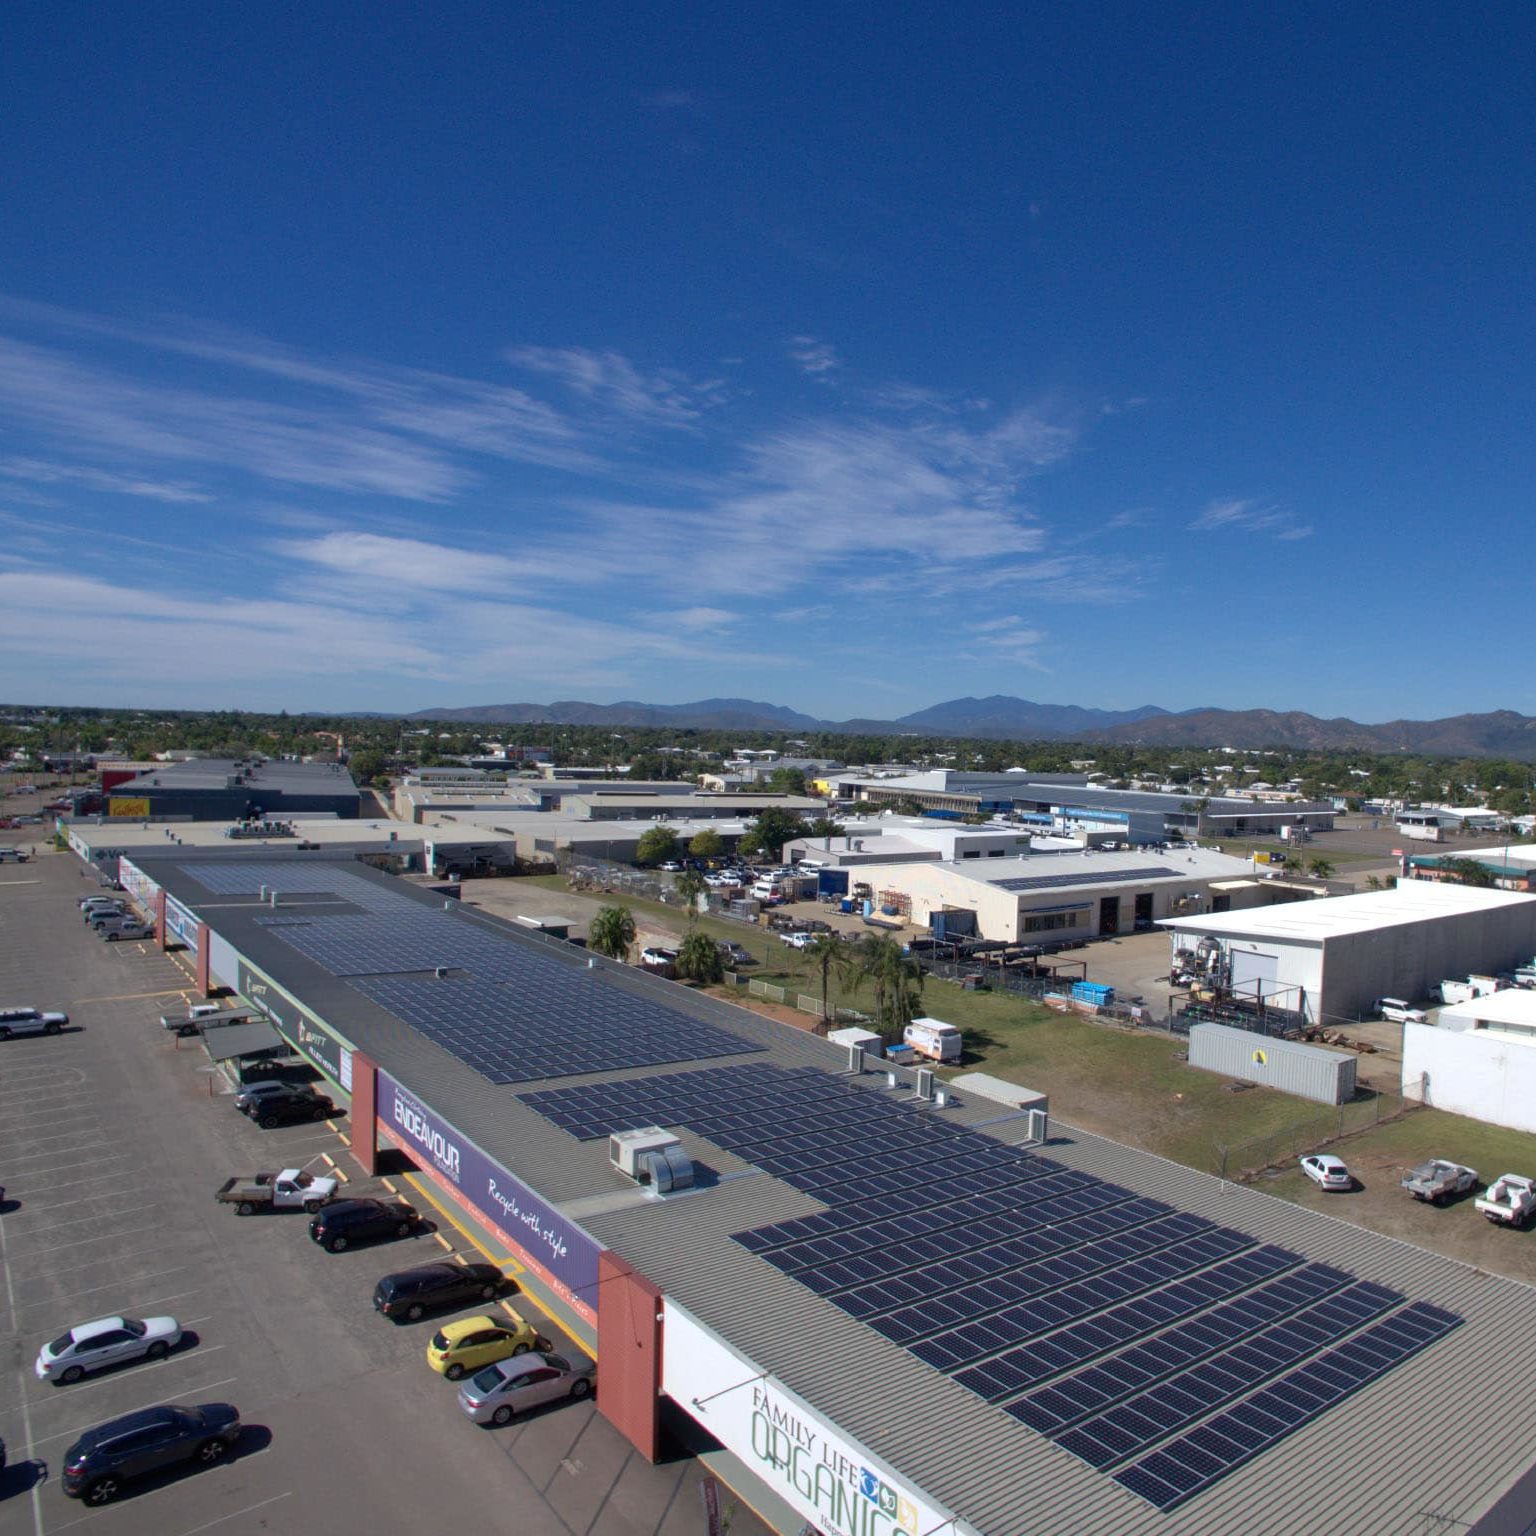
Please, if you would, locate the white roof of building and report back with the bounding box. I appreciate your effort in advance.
[859,847,1255,894]
[1162,881,1536,942]
[1438,989,1536,1030]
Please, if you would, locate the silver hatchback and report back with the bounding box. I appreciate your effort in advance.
[456,1350,594,1426]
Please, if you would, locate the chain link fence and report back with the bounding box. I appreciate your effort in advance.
[1212,1082,1422,1181]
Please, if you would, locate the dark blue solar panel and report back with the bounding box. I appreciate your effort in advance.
[1113,1301,1462,1510]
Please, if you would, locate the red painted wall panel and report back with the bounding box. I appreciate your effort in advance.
[153,889,168,950]
[596,1251,663,1461]
[350,1053,378,1176]
[195,923,210,994]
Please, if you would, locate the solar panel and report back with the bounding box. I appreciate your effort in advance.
[1112,1301,1461,1510]
[349,972,758,1084]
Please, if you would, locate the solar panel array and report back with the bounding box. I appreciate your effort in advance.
[521,1061,1461,1512]
[990,865,1175,893]
[352,971,757,1083]
[177,861,760,1085]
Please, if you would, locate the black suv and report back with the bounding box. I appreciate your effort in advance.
[62,1403,241,1505]
[308,1198,417,1253]
[243,1083,335,1128]
[373,1262,507,1322]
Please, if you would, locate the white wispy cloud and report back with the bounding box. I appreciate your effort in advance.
[787,335,841,377]
[963,616,1049,668]
[0,456,212,503]
[1189,496,1312,541]
[504,345,727,428]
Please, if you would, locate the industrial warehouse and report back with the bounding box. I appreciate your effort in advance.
[95,847,1536,1536]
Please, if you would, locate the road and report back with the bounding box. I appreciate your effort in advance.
[0,845,768,1536]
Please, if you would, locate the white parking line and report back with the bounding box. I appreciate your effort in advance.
[0,1209,46,1536]
[170,1491,293,1536]
[13,1167,146,1196]
[0,1126,103,1151]
[11,1225,167,1262]
[13,1280,197,1316]
[0,1099,95,1125]
[30,1374,238,1446]
[12,1200,159,1236]
[0,1148,111,1167]
[2,1151,112,1177]
[3,1187,134,1215]
[45,1473,288,1536]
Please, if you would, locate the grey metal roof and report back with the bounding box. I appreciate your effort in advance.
[134,850,1536,1536]
[199,1018,286,1060]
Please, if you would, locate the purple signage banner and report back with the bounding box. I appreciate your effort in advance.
[375,1071,602,1317]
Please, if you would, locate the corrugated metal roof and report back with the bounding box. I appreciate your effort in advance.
[139,852,1536,1536]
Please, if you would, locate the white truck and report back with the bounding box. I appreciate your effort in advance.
[1401,1159,1478,1205]
[161,1003,226,1037]
[215,1168,339,1215]
[1475,1174,1536,1228]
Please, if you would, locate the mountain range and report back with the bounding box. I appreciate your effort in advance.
[409,696,1536,757]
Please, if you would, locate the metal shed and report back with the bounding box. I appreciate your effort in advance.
[1188,1021,1357,1104]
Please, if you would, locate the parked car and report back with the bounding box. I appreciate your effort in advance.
[1299,1154,1355,1192]
[658,860,683,872]
[639,946,678,976]
[215,1168,338,1215]
[426,1312,547,1380]
[80,898,126,920]
[36,1315,183,1384]
[96,916,153,941]
[1401,1159,1478,1204]
[1475,1173,1536,1228]
[456,1349,595,1426]
[61,1403,241,1505]
[0,1006,68,1039]
[1376,996,1430,1025]
[781,931,816,950]
[372,1261,507,1322]
[718,941,753,966]
[308,1197,418,1253]
[235,1080,324,1119]
[245,1084,336,1128]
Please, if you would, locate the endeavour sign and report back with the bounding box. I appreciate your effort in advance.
[661,1302,964,1536]
[375,1071,601,1321]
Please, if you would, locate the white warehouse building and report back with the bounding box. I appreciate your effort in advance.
[1403,990,1536,1134]
[1161,882,1536,1026]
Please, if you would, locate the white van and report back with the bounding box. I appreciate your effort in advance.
[1376,996,1429,1025]
[903,1017,963,1063]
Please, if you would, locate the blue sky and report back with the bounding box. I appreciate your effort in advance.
[1,4,1532,721]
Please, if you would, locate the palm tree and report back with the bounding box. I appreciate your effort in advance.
[854,935,925,1038]
[675,870,707,925]
[587,904,636,961]
[805,932,857,1027]
[1306,857,1336,880]
[676,929,724,985]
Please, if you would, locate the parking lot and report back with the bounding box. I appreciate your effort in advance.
[0,844,770,1536]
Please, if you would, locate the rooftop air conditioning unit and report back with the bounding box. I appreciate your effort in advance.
[609,1127,695,1192]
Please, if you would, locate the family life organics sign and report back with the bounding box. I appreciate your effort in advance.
[374,1071,601,1323]
[661,1303,962,1536]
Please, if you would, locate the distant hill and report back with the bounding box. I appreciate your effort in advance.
[408,697,1536,757]
[897,695,1170,738]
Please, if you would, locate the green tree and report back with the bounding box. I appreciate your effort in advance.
[852,935,925,1038]
[675,870,707,924]
[348,748,386,786]
[634,826,680,867]
[738,807,808,860]
[1436,856,1495,889]
[676,929,725,985]
[805,932,857,1025]
[689,827,724,861]
[587,905,636,960]
[804,815,846,840]
[1306,857,1336,880]
[767,766,808,795]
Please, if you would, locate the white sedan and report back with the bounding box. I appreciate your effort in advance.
[36,1315,182,1384]
[1299,1154,1355,1192]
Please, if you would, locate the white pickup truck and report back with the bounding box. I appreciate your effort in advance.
[1475,1174,1536,1228]
[215,1168,339,1215]
[161,1003,225,1037]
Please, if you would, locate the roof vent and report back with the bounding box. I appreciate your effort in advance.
[609,1127,693,1192]
[434,966,448,979]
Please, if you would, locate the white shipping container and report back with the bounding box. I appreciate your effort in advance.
[1188,1022,1356,1105]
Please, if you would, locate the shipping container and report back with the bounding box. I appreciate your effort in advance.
[1188,1021,1356,1105]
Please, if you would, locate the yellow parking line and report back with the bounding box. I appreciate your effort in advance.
[71,988,189,1003]
[397,1171,523,1274]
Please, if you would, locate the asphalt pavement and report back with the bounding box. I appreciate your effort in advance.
[0,842,772,1536]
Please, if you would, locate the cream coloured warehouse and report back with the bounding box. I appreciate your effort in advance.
[1403,990,1536,1134]
[840,846,1259,943]
[1162,882,1536,1026]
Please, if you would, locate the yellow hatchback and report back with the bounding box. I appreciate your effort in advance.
[426,1313,547,1381]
